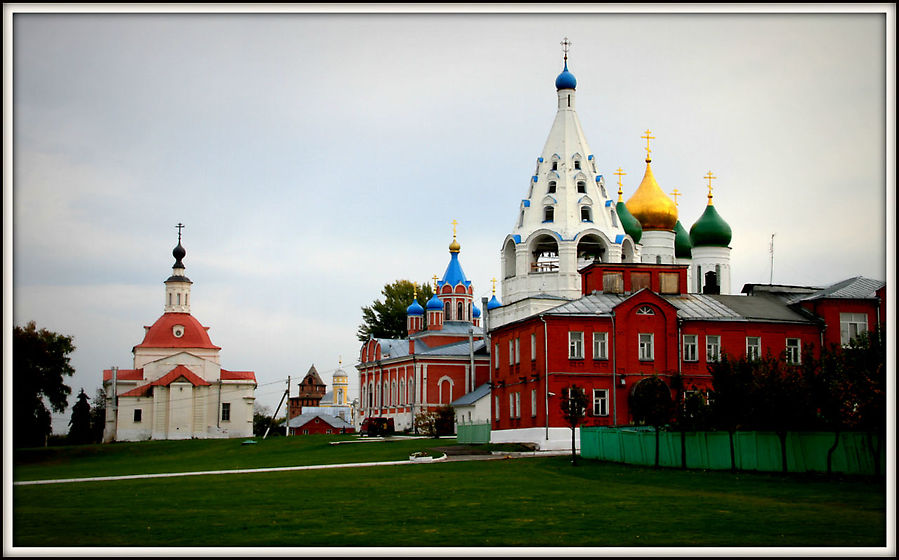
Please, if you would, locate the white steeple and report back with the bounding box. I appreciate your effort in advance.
[500,40,637,309]
[164,223,192,313]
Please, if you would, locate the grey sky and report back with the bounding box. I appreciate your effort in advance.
[5,7,893,431]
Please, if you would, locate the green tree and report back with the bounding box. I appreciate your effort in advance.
[89,388,107,444]
[13,321,76,448]
[67,388,93,445]
[629,376,674,468]
[357,280,435,342]
[708,353,754,472]
[560,385,588,466]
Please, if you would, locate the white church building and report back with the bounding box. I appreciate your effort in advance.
[102,228,257,442]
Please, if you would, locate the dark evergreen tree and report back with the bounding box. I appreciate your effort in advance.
[560,385,588,465]
[629,376,674,468]
[89,388,107,444]
[67,389,93,444]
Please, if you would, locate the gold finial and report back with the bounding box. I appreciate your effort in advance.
[641,129,655,162]
[704,170,717,205]
[432,275,438,290]
[614,167,627,201]
[413,285,418,299]
[670,188,682,207]
[491,277,497,294]
[449,219,461,253]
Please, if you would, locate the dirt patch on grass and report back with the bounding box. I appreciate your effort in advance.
[433,443,537,456]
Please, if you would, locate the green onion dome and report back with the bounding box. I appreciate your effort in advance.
[674,220,692,258]
[616,200,643,244]
[689,200,732,247]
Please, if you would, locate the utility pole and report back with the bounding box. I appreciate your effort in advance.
[264,376,289,440]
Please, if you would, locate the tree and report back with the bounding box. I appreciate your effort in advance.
[357,280,435,342]
[89,388,107,444]
[67,389,93,445]
[560,385,588,465]
[13,321,76,448]
[629,376,674,468]
[707,353,754,472]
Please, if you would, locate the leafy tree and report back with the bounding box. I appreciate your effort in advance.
[253,405,284,437]
[414,409,438,437]
[89,388,107,444]
[629,376,674,468]
[357,280,435,342]
[707,353,754,472]
[671,372,712,469]
[67,389,93,445]
[560,385,588,465]
[13,321,76,448]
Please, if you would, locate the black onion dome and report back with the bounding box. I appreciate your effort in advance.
[172,242,186,268]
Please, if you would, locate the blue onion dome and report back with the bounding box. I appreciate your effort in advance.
[406,298,424,316]
[426,293,443,310]
[487,294,502,310]
[472,304,481,319]
[674,220,693,258]
[690,199,732,247]
[555,59,577,90]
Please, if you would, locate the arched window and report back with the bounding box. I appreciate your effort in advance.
[548,181,556,194]
[552,161,558,171]
[444,301,451,320]
[610,208,618,227]
[577,180,586,193]
[581,206,592,222]
[544,206,554,222]
[457,302,464,321]
[574,160,581,170]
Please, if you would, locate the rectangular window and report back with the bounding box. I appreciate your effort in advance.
[569,331,584,359]
[840,313,868,345]
[515,338,520,364]
[659,272,680,294]
[639,333,654,361]
[683,334,698,362]
[706,335,721,362]
[531,333,537,361]
[746,337,761,360]
[592,332,608,360]
[133,409,142,423]
[495,343,500,369]
[221,402,231,422]
[786,338,801,364]
[509,340,515,365]
[495,396,500,420]
[631,272,651,292]
[592,389,609,416]
[515,392,521,419]
[509,393,520,419]
[603,272,624,294]
[531,389,537,417]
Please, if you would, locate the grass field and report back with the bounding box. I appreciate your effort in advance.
[11,435,888,549]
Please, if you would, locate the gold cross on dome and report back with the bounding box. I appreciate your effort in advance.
[614,167,627,200]
[491,277,497,294]
[641,129,655,158]
[432,275,438,290]
[704,170,717,203]
[670,188,682,207]
[451,219,458,238]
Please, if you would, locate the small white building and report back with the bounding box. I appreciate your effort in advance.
[102,229,257,442]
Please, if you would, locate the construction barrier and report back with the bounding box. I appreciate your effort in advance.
[579,427,885,476]
[456,422,491,444]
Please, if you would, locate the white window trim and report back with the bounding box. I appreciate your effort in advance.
[786,338,801,364]
[706,335,721,362]
[592,332,608,360]
[746,336,761,360]
[639,333,654,361]
[683,334,698,362]
[592,388,609,416]
[569,331,584,360]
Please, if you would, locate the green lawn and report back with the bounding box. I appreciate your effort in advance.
[11,436,888,548]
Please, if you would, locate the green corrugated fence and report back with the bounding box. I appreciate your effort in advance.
[580,427,885,475]
[457,423,491,444]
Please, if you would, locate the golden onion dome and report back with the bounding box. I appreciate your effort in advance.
[449,238,461,253]
[625,158,678,231]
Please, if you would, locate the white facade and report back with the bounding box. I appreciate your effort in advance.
[692,245,733,295]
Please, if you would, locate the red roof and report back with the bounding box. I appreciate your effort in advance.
[103,368,144,381]
[134,312,221,350]
[221,369,257,382]
[119,365,211,398]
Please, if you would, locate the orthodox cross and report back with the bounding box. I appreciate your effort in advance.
[433,275,439,291]
[561,37,571,60]
[614,167,627,200]
[451,219,458,239]
[175,222,184,243]
[704,170,717,203]
[491,277,497,294]
[670,188,682,207]
[641,129,655,159]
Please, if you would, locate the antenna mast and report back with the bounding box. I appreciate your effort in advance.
[769,233,776,284]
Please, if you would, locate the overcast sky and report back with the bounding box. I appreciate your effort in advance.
[5,6,894,432]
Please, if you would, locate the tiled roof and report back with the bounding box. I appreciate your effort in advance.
[134,312,220,350]
[103,368,144,381]
[221,369,257,382]
[119,365,210,397]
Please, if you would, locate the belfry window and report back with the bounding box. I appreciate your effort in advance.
[543,206,554,222]
[552,161,558,171]
[581,206,592,222]
[444,301,451,320]
[577,181,586,193]
[548,181,556,194]
[574,160,581,170]
[457,302,464,321]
